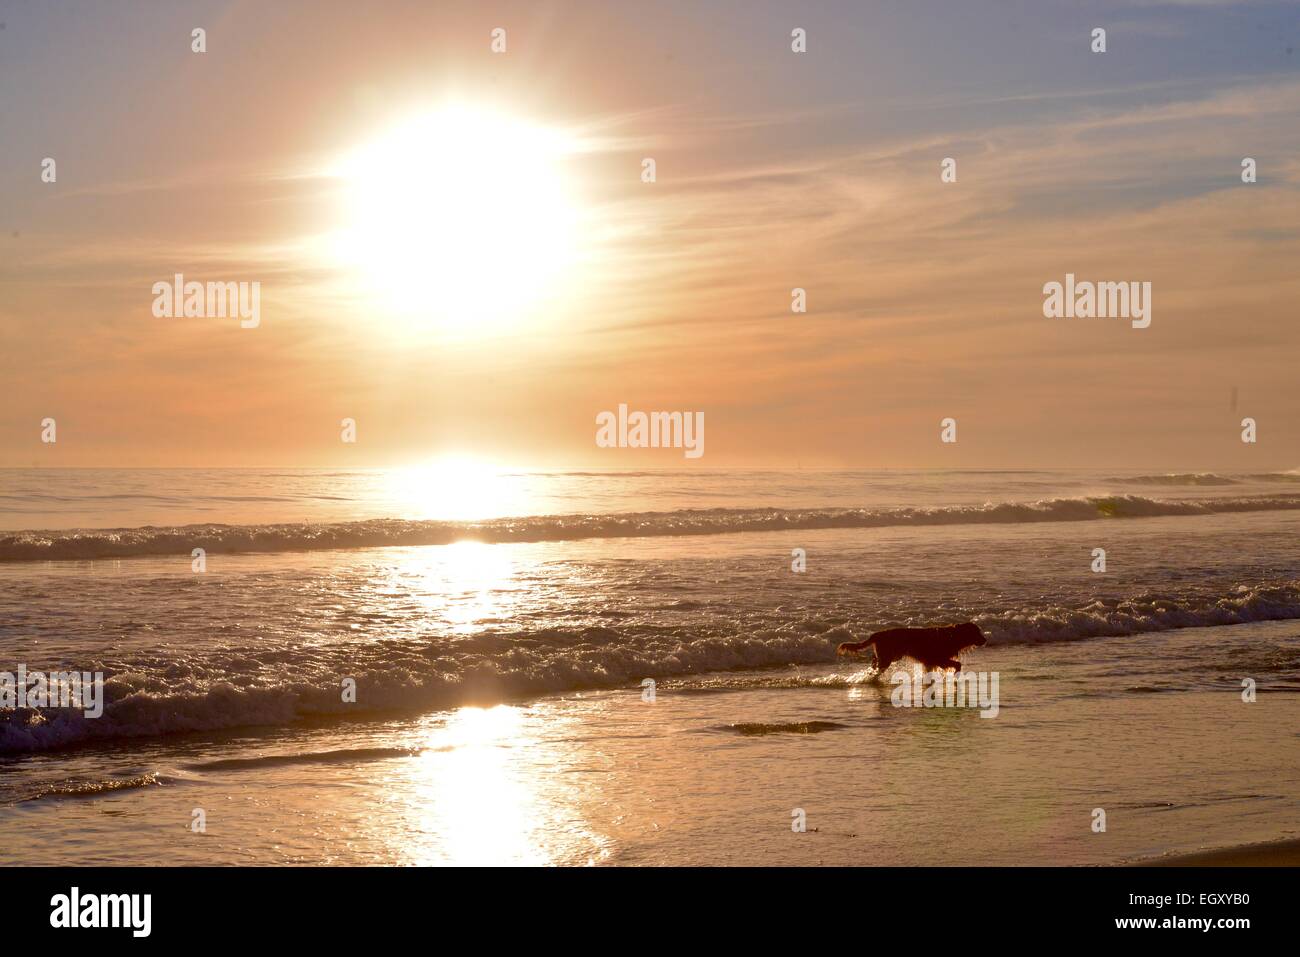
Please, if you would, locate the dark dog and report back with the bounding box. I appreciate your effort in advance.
[837,622,986,671]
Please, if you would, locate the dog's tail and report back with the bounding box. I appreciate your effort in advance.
[836,637,877,657]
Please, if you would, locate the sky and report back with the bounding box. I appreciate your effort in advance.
[1,0,1298,469]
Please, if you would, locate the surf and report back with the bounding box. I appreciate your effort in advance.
[4,493,1300,562]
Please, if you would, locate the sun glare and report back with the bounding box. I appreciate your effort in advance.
[332,104,582,334]
[385,456,528,520]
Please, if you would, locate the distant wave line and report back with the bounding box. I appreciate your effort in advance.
[2,493,1299,562]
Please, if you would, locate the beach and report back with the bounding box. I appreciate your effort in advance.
[1,467,1297,865]
[1144,838,1300,867]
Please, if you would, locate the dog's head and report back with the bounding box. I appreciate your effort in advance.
[957,622,987,647]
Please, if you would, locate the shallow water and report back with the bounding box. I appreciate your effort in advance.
[1,468,1296,864]
[2,623,1296,866]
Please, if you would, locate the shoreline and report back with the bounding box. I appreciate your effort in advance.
[1134,837,1300,867]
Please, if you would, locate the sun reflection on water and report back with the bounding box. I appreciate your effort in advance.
[434,539,515,631]
[382,457,529,521]
[393,705,608,866]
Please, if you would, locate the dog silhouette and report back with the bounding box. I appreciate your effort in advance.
[837,622,986,671]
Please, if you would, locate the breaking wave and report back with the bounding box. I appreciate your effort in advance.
[4,493,1299,562]
[3,581,1297,754]
[1114,472,1300,487]
[1115,473,1241,486]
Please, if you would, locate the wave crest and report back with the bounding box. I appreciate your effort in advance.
[4,494,1298,562]
[2,581,1297,754]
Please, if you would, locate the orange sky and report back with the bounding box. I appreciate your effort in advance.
[2,0,1298,469]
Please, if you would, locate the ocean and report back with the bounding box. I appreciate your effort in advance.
[1,467,1297,865]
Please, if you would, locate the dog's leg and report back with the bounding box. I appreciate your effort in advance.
[837,639,871,657]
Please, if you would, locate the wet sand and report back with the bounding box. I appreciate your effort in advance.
[1139,837,1300,867]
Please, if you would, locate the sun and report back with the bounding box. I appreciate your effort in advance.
[331,103,582,334]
